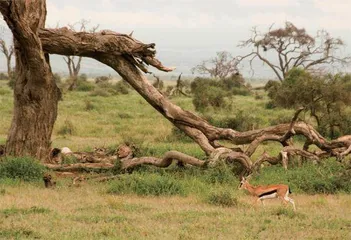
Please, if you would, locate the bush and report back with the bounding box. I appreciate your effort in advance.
[207,110,262,132]
[202,164,239,184]
[193,85,228,112]
[114,81,130,94]
[76,80,95,92]
[78,73,88,82]
[205,190,238,207]
[253,160,351,194]
[107,173,186,196]
[0,157,45,182]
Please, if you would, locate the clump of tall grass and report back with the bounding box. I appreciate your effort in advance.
[57,119,76,136]
[252,159,351,194]
[0,157,45,182]
[204,189,238,207]
[107,173,187,196]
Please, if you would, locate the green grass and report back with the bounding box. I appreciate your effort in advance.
[1,79,351,239]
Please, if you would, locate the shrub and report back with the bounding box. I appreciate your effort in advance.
[202,164,238,184]
[208,110,262,132]
[76,80,95,92]
[114,81,130,94]
[193,85,228,112]
[253,159,351,194]
[107,173,186,196]
[205,190,238,207]
[0,157,45,182]
[78,73,88,82]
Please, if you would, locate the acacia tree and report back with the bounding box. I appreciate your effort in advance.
[238,21,350,82]
[267,69,351,137]
[0,26,13,78]
[1,0,350,173]
[192,51,239,79]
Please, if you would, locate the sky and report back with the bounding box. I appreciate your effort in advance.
[1,0,351,79]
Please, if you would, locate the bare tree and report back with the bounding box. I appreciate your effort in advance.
[39,28,351,172]
[192,51,239,78]
[238,21,350,82]
[64,19,99,90]
[0,26,13,78]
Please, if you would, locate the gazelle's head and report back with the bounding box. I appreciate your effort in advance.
[238,175,251,190]
[238,177,247,190]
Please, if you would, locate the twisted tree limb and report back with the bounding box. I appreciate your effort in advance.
[37,27,350,173]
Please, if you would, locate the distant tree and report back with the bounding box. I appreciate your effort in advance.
[192,51,239,79]
[64,19,98,90]
[238,21,350,82]
[267,68,351,137]
[0,26,13,78]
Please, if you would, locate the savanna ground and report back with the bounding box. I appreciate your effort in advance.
[0,79,350,239]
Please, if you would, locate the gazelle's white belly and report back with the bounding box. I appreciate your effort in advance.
[259,192,278,200]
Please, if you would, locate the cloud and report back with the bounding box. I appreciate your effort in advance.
[236,0,299,7]
[46,1,217,29]
[313,0,351,30]
[314,0,350,14]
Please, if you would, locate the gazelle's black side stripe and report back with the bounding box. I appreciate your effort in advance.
[258,189,277,198]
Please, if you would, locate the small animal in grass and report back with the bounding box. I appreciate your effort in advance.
[43,173,56,188]
[239,176,296,211]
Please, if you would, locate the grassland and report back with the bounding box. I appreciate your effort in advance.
[0,79,350,239]
[0,181,350,240]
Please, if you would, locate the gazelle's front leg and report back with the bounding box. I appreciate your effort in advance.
[256,198,265,207]
[284,196,296,211]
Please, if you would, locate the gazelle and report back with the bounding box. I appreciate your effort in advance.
[239,177,296,211]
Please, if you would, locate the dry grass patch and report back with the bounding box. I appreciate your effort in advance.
[0,183,350,239]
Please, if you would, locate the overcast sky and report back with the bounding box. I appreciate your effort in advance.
[1,0,351,78]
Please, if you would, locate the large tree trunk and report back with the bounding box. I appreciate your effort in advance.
[0,1,61,160]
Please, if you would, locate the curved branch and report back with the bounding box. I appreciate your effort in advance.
[120,151,205,170]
